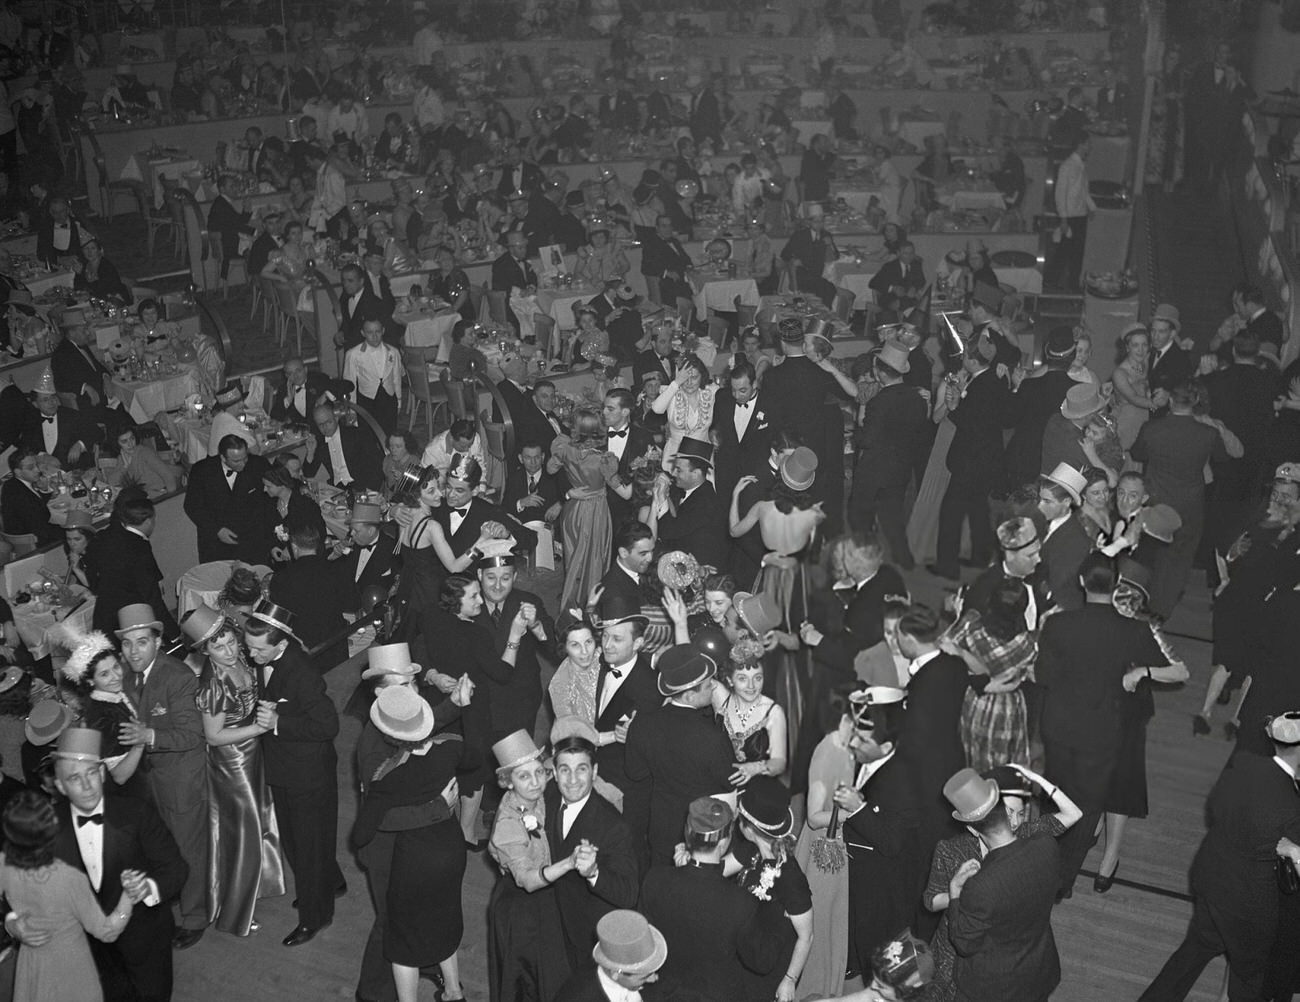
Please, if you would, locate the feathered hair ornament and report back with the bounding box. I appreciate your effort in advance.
[57,621,116,684]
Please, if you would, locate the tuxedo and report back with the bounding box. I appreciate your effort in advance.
[640,862,785,1002]
[900,653,969,857]
[53,794,187,1002]
[338,284,392,350]
[305,422,385,491]
[36,214,85,266]
[495,378,559,457]
[1040,515,1092,611]
[844,753,922,967]
[502,464,563,517]
[496,159,544,196]
[429,496,538,559]
[335,529,402,601]
[868,257,926,311]
[490,251,537,293]
[761,356,848,508]
[850,381,930,567]
[183,452,275,563]
[1002,368,1076,488]
[950,834,1061,1002]
[808,567,911,678]
[1142,753,1300,1002]
[246,231,280,278]
[89,523,179,638]
[1147,342,1195,402]
[632,348,678,388]
[1246,308,1284,353]
[52,337,112,409]
[206,194,250,270]
[269,369,339,424]
[474,587,557,737]
[20,404,101,469]
[640,233,692,282]
[711,389,777,502]
[936,367,1010,577]
[544,786,640,971]
[598,563,643,607]
[0,476,58,545]
[258,641,344,929]
[131,653,208,933]
[592,654,660,804]
[656,483,727,570]
[623,702,735,866]
[1095,82,1130,122]
[605,422,653,527]
[269,551,350,666]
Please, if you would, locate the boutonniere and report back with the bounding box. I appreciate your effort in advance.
[755,410,765,422]
[520,810,542,839]
[151,703,168,716]
[275,524,289,542]
[747,858,783,902]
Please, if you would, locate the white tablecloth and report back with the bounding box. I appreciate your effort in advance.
[944,189,1006,212]
[12,598,95,661]
[0,232,37,257]
[898,119,946,149]
[397,309,458,350]
[111,366,200,423]
[829,185,888,212]
[997,265,1043,295]
[537,286,602,328]
[121,155,202,209]
[24,269,74,297]
[692,275,760,314]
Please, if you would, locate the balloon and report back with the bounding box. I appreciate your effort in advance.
[692,625,730,664]
[675,179,699,199]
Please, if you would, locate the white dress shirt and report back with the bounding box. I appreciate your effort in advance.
[324,429,355,485]
[560,792,591,840]
[421,430,485,476]
[606,422,630,461]
[732,397,756,440]
[41,413,58,453]
[344,342,402,405]
[71,799,160,905]
[598,657,637,716]
[596,967,642,1002]
[1053,152,1096,219]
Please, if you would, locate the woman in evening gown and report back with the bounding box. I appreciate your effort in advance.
[186,604,284,935]
[551,408,617,611]
[1110,325,1155,452]
[651,353,718,471]
[487,731,571,1002]
[0,792,135,1002]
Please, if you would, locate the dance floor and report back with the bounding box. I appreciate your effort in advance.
[169,565,1229,1002]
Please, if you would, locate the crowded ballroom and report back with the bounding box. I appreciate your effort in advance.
[1,0,1300,999]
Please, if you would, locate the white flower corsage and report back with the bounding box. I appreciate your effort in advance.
[521,812,541,839]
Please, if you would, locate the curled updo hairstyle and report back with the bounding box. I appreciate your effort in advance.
[702,573,736,598]
[981,579,1030,643]
[3,791,59,870]
[220,567,265,610]
[570,407,607,450]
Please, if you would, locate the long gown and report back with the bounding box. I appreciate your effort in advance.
[907,417,955,565]
[487,789,571,1002]
[397,513,451,619]
[196,661,285,935]
[552,438,616,612]
[1110,360,1149,451]
[0,859,130,1002]
[791,728,855,1000]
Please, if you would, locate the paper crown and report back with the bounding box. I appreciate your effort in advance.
[685,796,733,842]
[32,366,56,396]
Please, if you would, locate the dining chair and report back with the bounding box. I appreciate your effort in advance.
[268,279,297,349]
[478,408,508,501]
[0,532,37,556]
[403,361,451,440]
[485,290,508,325]
[85,130,143,220]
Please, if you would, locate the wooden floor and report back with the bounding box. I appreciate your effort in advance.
[169,565,1232,1002]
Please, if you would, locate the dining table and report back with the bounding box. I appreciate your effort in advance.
[120,150,204,209]
[20,267,75,298]
[110,364,202,423]
[393,300,459,354]
[536,282,603,329]
[164,413,311,464]
[691,266,761,315]
[11,596,96,661]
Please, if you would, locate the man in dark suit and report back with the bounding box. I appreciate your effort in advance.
[1241,286,1284,355]
[1,448,59,545]
[600,522,654,608]
[640,797,784,1000]
[588,283,645,367]
[304,400,385,492]
[427,456,537,559]
[35,196,84,266]
[503,441,563,522]
[601,388,654,528]
[498,376,561,463]
[1147,303,1195,407]
[639,214,694,314]
[269,356,340,425]
[183,435,275,564]
[834,687,923,971]
[1142,715,1300,1002]
[1003,327,1079,490]
[244,602,344,946]
[632,324,678,389]
[650,438,726,570]
[116,603,209,949]
[51,322,114,415]
[624,645,734,866]
[849,346,930,569]
[1038,553,1184,897]
[1184,42,1248,196]
[946,770,1061,1002]
[269,524,350,669]
[333,500,401,607]
[868,241,926,316]
[711,359,777,504]
[544,735,640,972]
[591,597,664,815]
[336,264,391,351]
[933,346,1010,580]
[246,215,282,278]
[48,728,187,1002]
[895,605,970,924]
[23,376,100,469]
[1036,465,1093,611]
[491,232,538,333]
[496,143,544,196]
[475,553,557,738]
[206,175,250,279]
[89,495,179,640]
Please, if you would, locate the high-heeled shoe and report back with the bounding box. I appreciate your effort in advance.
[1093,862,1120,894]
[1192,714,1211,736]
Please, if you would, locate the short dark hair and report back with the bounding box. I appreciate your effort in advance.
[615,520,653,552]
[290,524,321,551]
[1240,285,1265,308]
[533,379,555,395]
[518,440,544,456]
[605,388,634,412]
[677,456,709,476]
[2,791,59,870]
[218,435,249,458]
[897,604,942,644]
[553,735,597,765]
[1232,332,1260,359]
[1079,552,1117,594]
[730,359,757,384]
[1038,478,1074,506]
[968,799,1011,835]
[340,263,364,282]
[439,573,477,614]
[9,447,39,472]
[242,616,288,645]
[117,495,155,528]
[449,418,477,442]
[771,430,803,452]
[702,573,736,596]
[136,298,159,317]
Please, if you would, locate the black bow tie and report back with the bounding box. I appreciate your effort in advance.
[606,665,623,678]
[76,813,103,828]
[357,543,375,552]
[450,506,469,516]
[43,416,55,424]
[54,223,69,230]
[736,399,754,409]
[608,428,628,439]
